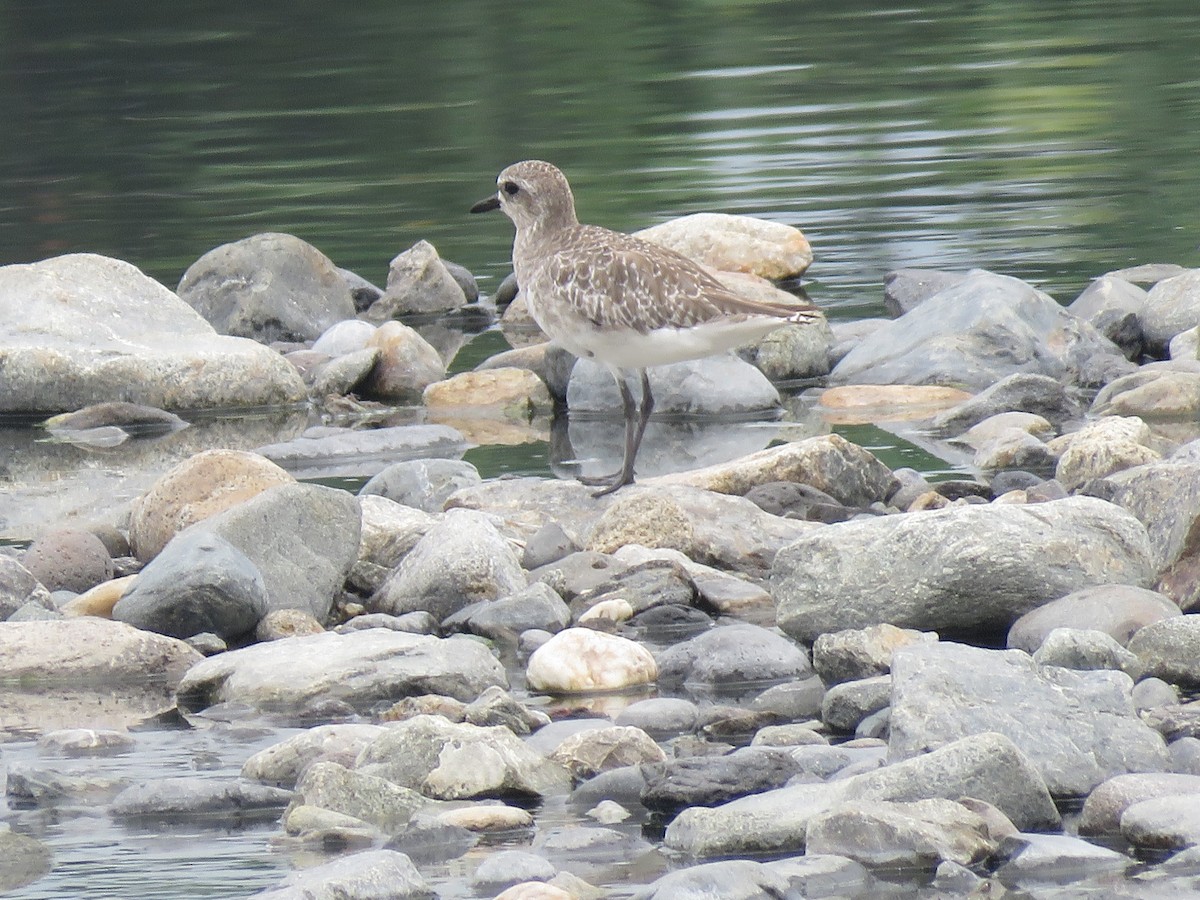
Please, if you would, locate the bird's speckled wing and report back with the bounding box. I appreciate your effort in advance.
[537,225,817,334]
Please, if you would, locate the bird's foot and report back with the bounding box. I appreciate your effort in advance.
[578,471,635,497]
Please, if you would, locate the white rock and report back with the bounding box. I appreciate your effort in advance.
[526,628,657,693]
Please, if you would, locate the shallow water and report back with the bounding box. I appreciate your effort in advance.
[3,0,1200,895]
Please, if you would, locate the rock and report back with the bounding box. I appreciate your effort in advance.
[526,628,657,693]
[177,232,355,342]
[424,367,553,414]
[820,675,891,733]
[1104,461,1200,575]
[746,319,833,380]
[254,425,466,479]
[1142,269,1200,350]
[357,320,447,401]
[290,761,428,833]
[550,726,666,780]
[464,686,551,734]
[366,240,467,319]
[0,556,53,620]
[816,384,972,422]
[242,723,387,788]
[973,429,1057,472]
[631,858,793,899]
[956,412,1055,450]
[1170,326,1199,361]
[1121,795,1200,850]
[350,496,435,593]
[128,449,294,562]
[750,677,827,721]
[841,731,1060,831]
[0,253,306,413]
[176,630,505,715]
[634,212,813,279]
[883,268,969,317]
[436,803,533,832]
[1050,417,1161,490]
[1109,263,1189,286]
[996,832,1131,885]
[812,623,936,685]
[1068,274,1149,358]
[1133,677,1180,711]
[930,372,1086,434]
[5,763,127,805]
[1007,584,1180,655]
[493,882,573,900]
[774,497,1155,642]
[1031,628,1143,676]
[807,798,995,868]
[832,270,1133,390]
[112,530,268,639]
[471,850,557,894]
[1092,368,1200,419]
[255,608,324,641]
[355,714,572,799]
[37,728,135,756]
[568,354,779,416]
[1079,772,1200,835]
[587,486,816,578]
[572,558,695,619]
[0,618,201,684]
[1127,618,1200,689]
[370,508,525,620]
[656,622,810,687]
[615,697,699,738]
[641,747,800,817]
[254,848,432,899]
[476,341,575,402]
[308,347,378,397]
[522,521,580,570]
[180,482,360,623]
[311,319,377,356]
[57,575,132,618]
[443,582,571,640]
[647,433,898,506]
[20,528,113,594]
[359,459,482,513]
[888,641,1169,796]
[43,401,188,441]
[110,776,291,822]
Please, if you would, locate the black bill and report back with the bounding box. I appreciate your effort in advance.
[470,195,501,214]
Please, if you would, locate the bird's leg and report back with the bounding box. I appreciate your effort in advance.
[581,369,642,497]
[632,368,654,457]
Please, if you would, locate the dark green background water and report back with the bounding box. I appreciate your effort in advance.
[2,0,1197,320]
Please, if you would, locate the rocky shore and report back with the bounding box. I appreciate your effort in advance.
[3,222,1200,898]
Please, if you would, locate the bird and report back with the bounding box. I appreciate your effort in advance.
[471,160,822,496]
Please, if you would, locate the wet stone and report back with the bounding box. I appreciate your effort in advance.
[640,746,801,818]
[656,622,811,688]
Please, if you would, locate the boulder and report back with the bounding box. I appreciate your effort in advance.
[254,849,432,899]
[635,213,813,279]
[1007,584,1180,652]
[366,240,467,319]
[568,355,780,416]
[359,320,446,401]
[177,232,355,342]
[0,253,306,413]
[1142,269,1200,350]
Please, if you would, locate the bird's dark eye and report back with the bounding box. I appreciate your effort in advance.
[502,181,520,196]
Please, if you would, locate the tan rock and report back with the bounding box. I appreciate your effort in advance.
[423,368,553,415]
[494,883,574,900]
[436,803,533,832]
[549,725,666,779]
[816,384,972,423]
[129,449,294,561]
[636,212,813,280]
[360,320,445,401]
[1050,417,1161,490]
[61,574,137,618]
[256,608,324,641]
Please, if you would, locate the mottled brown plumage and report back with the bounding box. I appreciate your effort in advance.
[471,159,821,494]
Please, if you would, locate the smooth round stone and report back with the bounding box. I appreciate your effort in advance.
[311,319,377,356]
[615,697,699,737]
[37,728,134,756]
[1007,584,1181,653]
[423,367,552,413]
[1132,677,1179,711]
[1128,618,1200,689]
[61,574,135,618]
[751,723,828,747]
[494,883,573,900]
[360,320,446,401]
[1031,628,1143,677]
[1170,737,1200,775]
[470,849,556,893]
[525,628,657,693]
[437,804,533,832]
[21,528,113,594]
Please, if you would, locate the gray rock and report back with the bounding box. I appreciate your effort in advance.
[110,776,290,822]
[806,798,995,868]
[1105,461,1200,578]
[255,425,466,480]
[615,697,699,738]
[359,320,447,402]
[1079,772,1200,835]
[336,612,437,636]
[631,859,793,900]
[930,372,1085,434]
[0,253,306,413]
[574,558,695,618]
[812,623,936,685]
[1093,368,1200,420]
[820,675,891,733]
[290,761,427,833]
[641,747,801,817]
[355,714,571,799]
[113,530,267,639]
[6,601,61,622]
[311,319,377,356]
[0,618,201,685]
[972,428,1057,473]
[883,268,970,317]
[176,630,505,715]
[366,240,467,319]
[763,854,872,897]
[0,556,53,620]
[37,728,135,757]
[184,482,360,623]
[5,763,127,805]
[746,319,833,380]
[1142,269,1200,350]
[550,725,665,780]
[241,723,387,789]
[307,347,378,397]
[1052,416,1160,491]
[1122,795,1200,851]
[463,685,550,734]
[888,641,1169,796]
[528,550,630,601]
[840,731,1060,831]
[1007,584,1181,652]
[350,496,436,594]
[20,528,112,594]
[1068,274,1149,358]
[254,848,433,900]
[370,508,525,621]
[750,677,826,721]
[178,232,355,343]
[1170,737,1200,775]
[774,497,1155,642]
[568,354,779,416]
[1108,263,1189,286]
[359,459,482,513]
[832,270,1133,390]
[996,832,1131,885]
[1132,677,1179,711]
[657,622,811,687]
[1031,628,1144,676]
[1127,617,1200,689]
[470,849,555,893]
[0,827,52,894]
[443,581,571,639]
[43,401,188,439]
[521,521,580,570]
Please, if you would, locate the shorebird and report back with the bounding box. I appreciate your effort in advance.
[471,160,822,495]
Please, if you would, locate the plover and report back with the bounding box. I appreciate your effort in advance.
[471,160,822,495]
